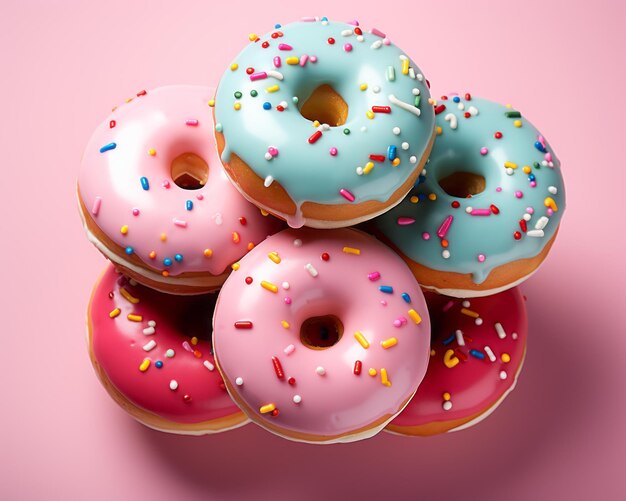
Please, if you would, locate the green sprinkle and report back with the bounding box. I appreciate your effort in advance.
[343,128,350,135]
[250,90,258,97]
[533,161,541,169]
[234,91,242,99]
[505,111,521,118]
[414,96,421,107]
[387,66,395,82]
[292,96,299,104]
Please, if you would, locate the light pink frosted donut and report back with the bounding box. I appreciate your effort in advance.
[213,227,431,443]
[78,85,283,294]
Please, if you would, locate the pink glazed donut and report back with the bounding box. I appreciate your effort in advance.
[78,85,282,294]
[87,264,248,434]
[212,227,431,443]
[386,287,527,436]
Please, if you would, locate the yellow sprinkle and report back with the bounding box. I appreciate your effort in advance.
[191,337,198,346]
[410,196,419,204]
[504,161,518,169]
[127,314,143,322]
[401,58,409,75]
[408,309,422,324]
[203,248,213,258]
[261,280,278,293]
[366,110,375,119]
[436,125,443,136]
[359,83,368,91]
[260,209,269,216]
[120,225,128,235]
[281,320,290,329]
[148,148,156,156]
[380,368,391,387]
[139,358,151,372]
[232,231,240,244]
[259,403,276,414]
[514,119,522,128]
[342,246,361,255]
[443,392,451,401]
[502,353,511,363]
[266,85,280,93]
[312,120,321,128]
[392,158,401,167]
[522,165,532,174]
[125,97,133,103]
[461,308,479,319]
[286,56,299,65]
[443,349,460,368]
[109,308,121,319]
[208,99,215,107]
[231,262,240,271]
[381,337,398,349]
[363,162,375,175]
[230,63,239,71]
[160,233,167,242]
[544,197,558,211]
[268,252,281,264]
[233,102,241,110]
[428,193,437,201]
[506,103,513,109]
[248,33,259,42]
[120,287,139,304]
[368,368,377,377]
[430,349,436,356]
[354,331,370,349]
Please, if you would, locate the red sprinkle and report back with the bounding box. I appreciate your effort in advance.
[327,37,335,44]
[455,349,468,362]
[288,377,296,385]
[494,131,503,139]
[271,409,280,417]
[245,277,253,285]
[137,90,147,96]
[354,27,363,35]
[465,93,472,100]
[514,231,522,240]
[234,321,253,329]
[183,394,192,403]
[434,104,447,115]
[519,219,528,232]
[261,41,269,48]
[354,360,362,375]
[369,154,386,162]
[109,120,116,128]
[239,217,247,225]
[451,201,460,208]
[271,32,279,39]
[321,252,330,261]
[464,112,471,118]
[490,204,500,214]
[308,130,322,144]
[372,106,391,114]
[272,356,285,379]
[276,105,285,112]
[246,67,254,74]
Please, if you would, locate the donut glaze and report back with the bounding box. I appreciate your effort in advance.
[386,288,527,436]
[213,228,431,443]
[214,18,435,228]
[373,94,565,296]
[87,265,247,434]
[78,85,282,294]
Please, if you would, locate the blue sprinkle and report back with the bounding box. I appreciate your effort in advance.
[401,292,411,303]
[528,174,536,181]
[387,145,397,161]
[155,361,163,368]
[99,142,116,153]
[140,176,149,190]
[379,285,393,294]
[163,257,173,267]
[186,200,193,211]
[418,193,428,201]
[417,175,426,185]
[125,246,134,255]
[263,102,272,110]
[274,23,281,28]
[321,16,328,21]
[470,349,485,360]
[452,96,460,103]
[534,141,547,153]
[174,253,183,262]
[442,334,455,346]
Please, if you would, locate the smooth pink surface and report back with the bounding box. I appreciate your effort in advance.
[1,1,624,499]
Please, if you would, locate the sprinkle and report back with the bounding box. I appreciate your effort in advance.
[470,349,485,360]
[142,340,157,352]
[278,43,292,50]
[461,308,479,319]
[354,331,370,349]
[173,218,187,228]
[339,188,355,202]
[354,360,362,375]
[109,308,121,318]
[368,271,381,281]
[535,216,549,230]
[308,130,322,144]
[235,377,244,386]
[401,293,411,303]
[259,403,276,414]
[379,285,393,294]
[292,395,302,404]
[388,94,421,116]
[185,119,199,126]
[408,309,422,324]
[142,326,155,335]
[544,197,558,211]
[527,229,545,237]
[437,215,453,239]
[281,320,290,328]
[494,322,506,339]
[140,177,149,190]
[139,359,150,372]
[268,251,281,264]
[127,314,142,322]
[99,142,116,153]
[368,368,377,377]
[380,368,391,386]
[265,85,280,93]
[261,281,278,293]
[203,248,213,258]
[505,111,521,118]
[284,344,295,355]
[91,197,102,215]
[120,287,139,304]
[272,356,285,379]
[401,58,409,75]
[499,371,508,380]
[444,113,458,129]
[234,321,253,329]
[286,56,299,64]
[371,40,383,49]
[484,346,497,362]
[381,338,398,349]
[316,366,326,376]
[397,217,415,225]
[304,263,318,277]
[443,349,460,368]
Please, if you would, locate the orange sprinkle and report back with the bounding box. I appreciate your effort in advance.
[461,308,479,318]
[162,270,169,277]
[148,251,157,259]
[203,248,213,258]
[160,233,167,242]
[232,231,241,244]
[190,337,199,346]
[247,242,255,251]
[441,239,449,248]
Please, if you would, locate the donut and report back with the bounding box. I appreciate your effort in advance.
[78,85,283,295]
[386,287,527,436]
[214,17,435,229]
[372,94,565,297]
[87,264,248,434]
[212,227,431,443]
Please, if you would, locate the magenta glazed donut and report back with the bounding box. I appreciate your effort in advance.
[212,227,431,443]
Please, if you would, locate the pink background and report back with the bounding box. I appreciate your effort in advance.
[2,1,624,499]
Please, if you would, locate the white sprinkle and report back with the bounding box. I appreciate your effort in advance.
[442,401,453,411]
[284,344,295,355]
[266,70,284,80]
[321,123,331,131]
[408,68,416,79]
[169,380,178,391]
[523,213,532,221]
[465,206,473,214]
[279,100,288,109]
[341,29,353,36]
[457,103,465,111]
[475,318,483,326]
[399,54,409,61]
[305,263,318,277]
[455,329,465,346]
[356,166,364,175]
[142,326,155,335]
[148,320,156,327]
[462,300,470,308]
[506,168,514,176]
[512,332,519,340]
[235,377,244,386]
[264,175,274,187]
[527,229,545,238]
[444,113,458,129]
[416,73,424,82]
[484,346,496,362]
[143,340,157,352]
[293,239,302,247]
[356,35,364,42]
[212,212,223,225]
[389,94,421,117]
[129,278,138,286]
[264,152,273,160]
[293,395,302,404]
[316,366,326,376]
[548,186,558,194]
[409,155,417,164]
[469,106,479,116]
[203,360,215,371]
[372,86,381,93]
[495,322,506,339]
[442,250,451,259]
[281,281,290,290]
[499,370,508,380]
[401,142,409,150]
[535,216,549,230]
[360,126,368,132]
[411,88,420,96]
[392,127,401,135]
[371,40,383,49]
[166,349,175,358]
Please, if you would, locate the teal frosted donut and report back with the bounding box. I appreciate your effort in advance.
[214,17,435,228]
[373,93,566,297]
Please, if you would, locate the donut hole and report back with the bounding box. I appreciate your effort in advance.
[299,84,348,127]
[438,171,486,198]
[300,315,344,350]
[171,152,209,190]
[175,292,218,343]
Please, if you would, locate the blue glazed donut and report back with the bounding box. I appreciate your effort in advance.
[214,17,435,228]
[373,93,566,297]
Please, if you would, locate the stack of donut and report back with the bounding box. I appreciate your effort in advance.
[78,17,565,443]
